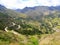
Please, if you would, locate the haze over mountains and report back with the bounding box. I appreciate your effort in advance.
[0,4,60,45]
[0,4,60,34]
[0,4,60,14]
[16,6,60,13]
[15,5,60,20]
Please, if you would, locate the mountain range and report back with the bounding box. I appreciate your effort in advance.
[16,6,60,13]
[15,6,60,20]
[0,4,60,18]
[0,4,60,45]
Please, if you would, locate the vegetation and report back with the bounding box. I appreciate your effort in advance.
[0,5,60,45]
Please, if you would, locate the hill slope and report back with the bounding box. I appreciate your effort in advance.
[15,6,60,20]
[0,4,60,45]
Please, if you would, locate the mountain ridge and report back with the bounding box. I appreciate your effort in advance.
[0,4,60,45]
[15,6,60,13]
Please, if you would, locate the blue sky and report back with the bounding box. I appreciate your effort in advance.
[0,0,60,9]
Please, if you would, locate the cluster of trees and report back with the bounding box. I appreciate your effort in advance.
[0,11,60,35]
[13,15,60,35]
[0,12,13,30]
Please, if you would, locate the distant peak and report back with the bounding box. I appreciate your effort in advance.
[0,4,6,8]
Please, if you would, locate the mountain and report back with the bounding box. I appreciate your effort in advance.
[0,4,60,45]
[0,4,7,13]
[15,6,60,19]
[16,7,36,13]
[0,4,60,33]
[0,4,28,30]
[16,6,60,13]
[0,12,13,30]
[0,4,27,19]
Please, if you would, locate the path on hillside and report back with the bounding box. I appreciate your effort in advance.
[5,22,21,35]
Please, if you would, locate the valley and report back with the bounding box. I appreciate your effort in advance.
[0,4,60,45]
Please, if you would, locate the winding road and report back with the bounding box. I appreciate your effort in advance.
[5,22,21,35]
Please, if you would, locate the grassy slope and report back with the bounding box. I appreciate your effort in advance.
[0,5,60,45]
[0,30,60,45]
[0,30,28,45]
[39,31,60,45]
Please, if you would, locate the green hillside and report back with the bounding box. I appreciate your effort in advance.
[0,5,60,45]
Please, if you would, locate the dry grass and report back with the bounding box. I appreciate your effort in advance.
[39,32,60,45]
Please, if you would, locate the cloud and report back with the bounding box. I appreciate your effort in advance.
[37,0,60,6]
[0,0,60,9]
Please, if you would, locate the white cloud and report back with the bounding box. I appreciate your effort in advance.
[37,0,60,6]
[51,0,60,6]
[0,0,60,9]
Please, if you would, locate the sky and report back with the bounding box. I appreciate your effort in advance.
[0,0,60,9]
